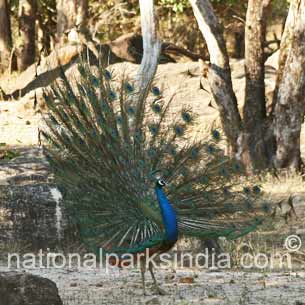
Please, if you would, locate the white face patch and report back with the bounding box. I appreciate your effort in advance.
[158,179,166,187]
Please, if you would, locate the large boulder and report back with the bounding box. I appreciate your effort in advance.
[0,272,63,305]
[0,147,76,250]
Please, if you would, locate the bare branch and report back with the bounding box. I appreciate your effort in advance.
[137,0,161,89]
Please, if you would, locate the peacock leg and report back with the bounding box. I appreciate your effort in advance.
[140,259,147,295]
[148,262,167,295]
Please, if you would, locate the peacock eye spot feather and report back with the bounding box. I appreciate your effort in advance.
[91,130,97,137]
[50,116,58,125]
[245,200,253,210]
[108,90,117,101]
[151,103,162,114]
[90,75,99,87]
[101,101,110,113]
[190,147,199,159]
[116,115,123,125]
[181,111,192,123]
[243,187,251,194]
[223,186,230,195]
[149,124,159,135]
[252,186,261,194]
[232,162,242,172]
[134,130,144,142]
[67,91,74,101]
[207,144,215,154]
[103,70,112,80]
[212,129,221,140]
[62,112,69,121]
[261,202,271,213]
[127,106,135,116]
[147,148,157,158]
[124,82,134,93]
[151,86,161,96]
[174,125,184,136]
[110,128,118,138]
[219,168,228,177]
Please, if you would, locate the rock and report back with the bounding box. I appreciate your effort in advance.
[265,50,279,70]
[0,272,63,305]
[0,147,76,250]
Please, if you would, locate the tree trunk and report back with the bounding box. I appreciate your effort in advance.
[273,0,305,170]
[189,0,242,155]
[243,0,271,169]
[0,0,12,72]
[271,0,299,114]
[17,0,37,72]
[56,0,88,44]
[135,0,161,130]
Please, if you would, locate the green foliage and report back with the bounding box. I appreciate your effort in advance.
[0,143,20,161]
[159,0,190,13]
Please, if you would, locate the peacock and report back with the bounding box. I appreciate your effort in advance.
[41,57,267,295]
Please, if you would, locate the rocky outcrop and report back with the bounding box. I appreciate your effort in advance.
[0,147,76,250]
[0,33,203,101]
[0,272,63,305]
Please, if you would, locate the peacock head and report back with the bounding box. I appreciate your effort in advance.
[150,169,166,188]
[156,179,166,188]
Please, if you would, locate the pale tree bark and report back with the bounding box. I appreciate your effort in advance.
[189,0,242,155]
[17,0,37,72]
[243,0,271,169]
[0,0,12,72]
[271,0,300,113]
[273,0,305,170]
[135,0,161,129]
[56,0,88,44]
[137,0,161,89]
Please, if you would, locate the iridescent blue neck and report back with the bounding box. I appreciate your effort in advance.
[155,186,178,242]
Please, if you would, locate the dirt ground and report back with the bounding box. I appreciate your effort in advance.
[0,265,305,305]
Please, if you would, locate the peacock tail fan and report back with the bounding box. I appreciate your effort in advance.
[42,57,269,256]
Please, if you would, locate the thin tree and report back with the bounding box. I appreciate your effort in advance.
[56,0,88,44]
[0,0,12,72]
[17,0,37,71]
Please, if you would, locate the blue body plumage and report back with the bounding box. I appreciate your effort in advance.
[155,185,178,242]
